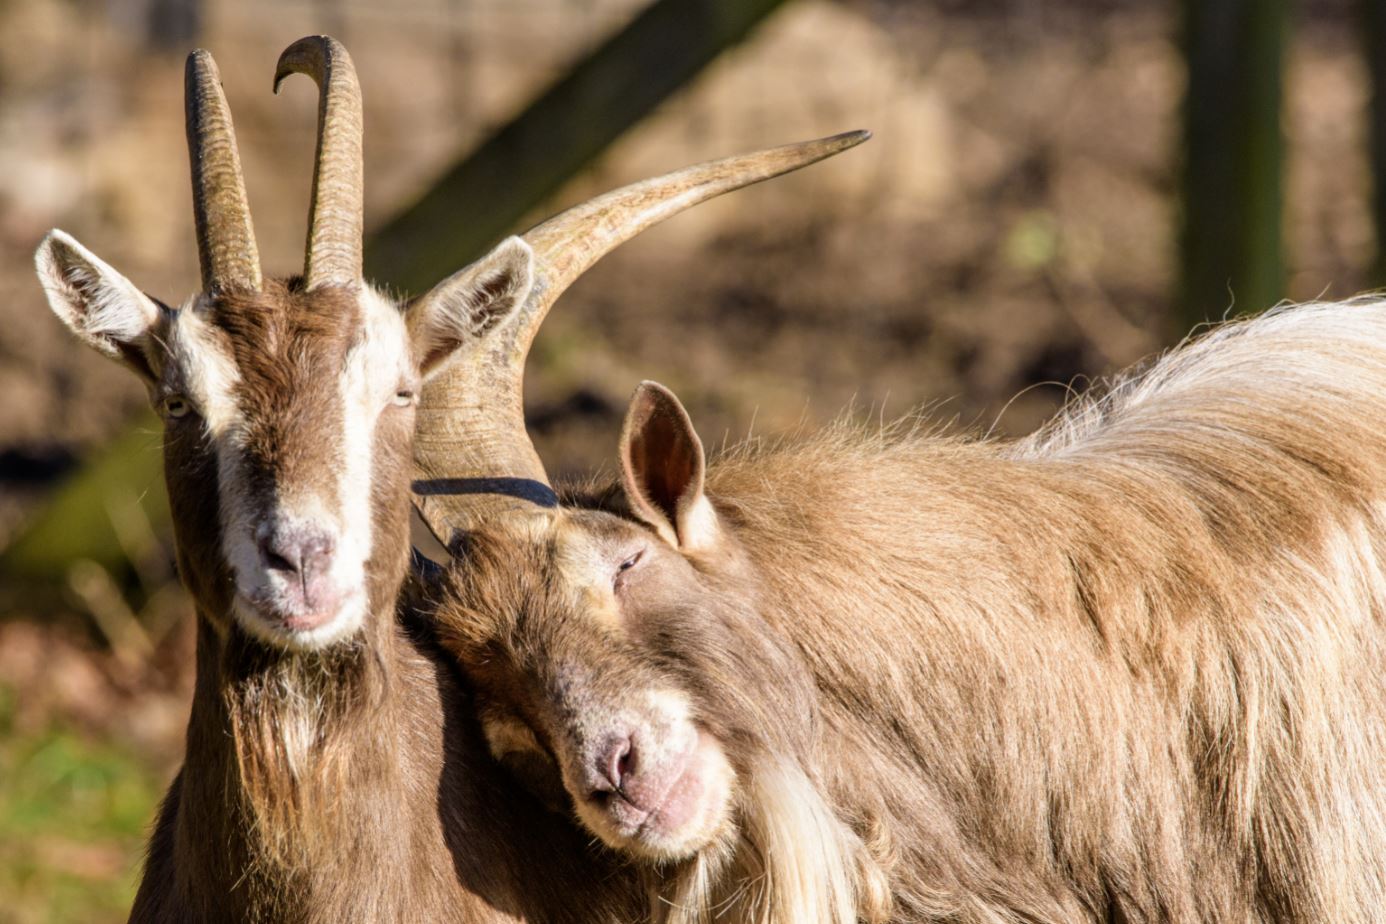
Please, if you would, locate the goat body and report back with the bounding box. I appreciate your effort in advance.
[132,616,638,922]
[438,301,1386,923]
[35,38,643,923]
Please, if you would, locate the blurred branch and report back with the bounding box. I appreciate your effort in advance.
[366,0,792,291]
[105,482,174,593]
[66,559,154,670]
[1178,0,1287,334]
[1,0,794,591]
[1,415,166,585]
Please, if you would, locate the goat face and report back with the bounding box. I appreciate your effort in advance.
[164,280,414,649]
[439,385,820,864]
[442,515,739,860]
[35,230,534,651]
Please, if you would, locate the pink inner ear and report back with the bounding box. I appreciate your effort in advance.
[622,386,705,542]
[643,415,696,514]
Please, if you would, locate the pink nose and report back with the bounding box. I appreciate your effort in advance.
[258,529,334,577]
[257,528,338,612]
[591,733,638,796]
[583,728,701,832]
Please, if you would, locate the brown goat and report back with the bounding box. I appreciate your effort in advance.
[428,301,1386,923]
[35,39,642,923]
[35,36,865,921]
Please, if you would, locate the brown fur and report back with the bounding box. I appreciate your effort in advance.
[124,283,644,922]
[213,281,364,506]
[435,301,1386,923]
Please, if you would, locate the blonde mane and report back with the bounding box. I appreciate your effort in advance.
[690,299,1386,922]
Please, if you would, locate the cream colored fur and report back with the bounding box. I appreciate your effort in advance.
[691,300,1386,922]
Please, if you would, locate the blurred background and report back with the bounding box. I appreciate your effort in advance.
[0,0,1377,918]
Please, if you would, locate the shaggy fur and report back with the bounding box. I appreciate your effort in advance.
[127,281,644,923]
[33,236,643,919]
[441,512,881,923]
[438,299,1386,923]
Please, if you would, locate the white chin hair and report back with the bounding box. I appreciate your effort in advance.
[231,591,367,652]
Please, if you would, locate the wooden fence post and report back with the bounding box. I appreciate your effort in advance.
[1179,0,1289,333]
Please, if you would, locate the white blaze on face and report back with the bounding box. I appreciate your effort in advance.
[169,295,243,438]
[325,285,415,636]
[171,287,414,651]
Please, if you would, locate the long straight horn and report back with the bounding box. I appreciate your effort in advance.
[275,36,364,289]
[186,50,261,292]
[413,131,871,546]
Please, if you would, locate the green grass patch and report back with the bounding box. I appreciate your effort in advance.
[0,685,164,924]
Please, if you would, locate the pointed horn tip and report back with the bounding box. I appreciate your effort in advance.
[743,129,869,172]
[272,40,314,93]
[769,129,869,171]
[185,48,220,81]
[273,34,348,92]
[819,129,872,151]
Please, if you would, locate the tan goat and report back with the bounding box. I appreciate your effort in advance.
[35,34,865,920]
[420,296,1386,923]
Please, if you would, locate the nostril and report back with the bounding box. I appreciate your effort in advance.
[257,531,335,578]
[258,536,301,575]
[595,734,637,795]
[616,743,634,782]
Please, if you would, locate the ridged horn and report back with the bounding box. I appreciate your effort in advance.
[274,36,363,289]
[413,130,871,548]
[186,49,261,292]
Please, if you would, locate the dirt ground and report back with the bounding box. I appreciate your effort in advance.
[0,0,1377,919]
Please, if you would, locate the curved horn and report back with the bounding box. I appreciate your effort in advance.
[186,50,261,292]
[413,130,871,547]
[274,36,364,289]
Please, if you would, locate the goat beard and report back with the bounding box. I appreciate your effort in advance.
[223,636,392,871]
[644,756,894,924]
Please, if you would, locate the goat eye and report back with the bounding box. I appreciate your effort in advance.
[163,395,190,419]
[392,388,416,408]
[613,549,644,589]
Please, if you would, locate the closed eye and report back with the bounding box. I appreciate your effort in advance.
[613,549,644,590]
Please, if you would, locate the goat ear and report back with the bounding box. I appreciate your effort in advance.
[35,230,164,384]
[619,381,719,552]
[408,236,535,377]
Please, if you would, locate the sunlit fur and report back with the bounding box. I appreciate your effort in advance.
[440,299,1386,923]
[37,229,414,650]
[440,505,890,923]
[36,230,643,922]
[184,283,411,649]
